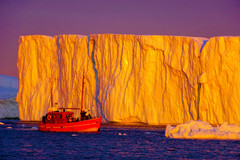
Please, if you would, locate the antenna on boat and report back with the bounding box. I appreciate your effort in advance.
[81,69,85,113]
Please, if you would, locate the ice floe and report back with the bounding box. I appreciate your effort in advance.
[165,120,240,140]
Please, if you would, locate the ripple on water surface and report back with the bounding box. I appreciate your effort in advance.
[0,120,240,159]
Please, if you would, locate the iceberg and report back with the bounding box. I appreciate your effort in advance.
[17,34,240,126]
[165,120,240,140]
[0,75,19,119]
[0,75,18,99]
[0,98,18,119]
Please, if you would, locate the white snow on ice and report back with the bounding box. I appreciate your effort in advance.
[0,75,19,118]
[165,120,240,140]
[0,75,18,100]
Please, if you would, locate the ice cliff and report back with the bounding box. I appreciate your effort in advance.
[17,34,240,125]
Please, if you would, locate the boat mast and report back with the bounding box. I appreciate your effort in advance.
[81,69,85,113]
[50,78,53,108]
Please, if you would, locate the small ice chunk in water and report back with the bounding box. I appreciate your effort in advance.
[31,127,38,130]
[118,133,127,136]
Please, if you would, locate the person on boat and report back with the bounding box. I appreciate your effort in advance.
[86,111,92,119]
[80,109,91,120]
[80,110,87,120]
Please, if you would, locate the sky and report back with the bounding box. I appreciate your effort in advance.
[0,0,240,77]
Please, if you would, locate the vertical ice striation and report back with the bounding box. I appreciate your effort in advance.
[199,37,240,125]
[17,34,240,126]
[88,35,205,124]
[17,35,96,121]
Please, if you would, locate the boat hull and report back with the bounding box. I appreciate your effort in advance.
[38,117,101,132]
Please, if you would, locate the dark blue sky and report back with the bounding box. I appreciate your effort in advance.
[1,0,240,77]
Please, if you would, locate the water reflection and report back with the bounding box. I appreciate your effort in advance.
[0,120,240,159]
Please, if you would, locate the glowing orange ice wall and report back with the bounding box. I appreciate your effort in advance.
[17,34,240,125]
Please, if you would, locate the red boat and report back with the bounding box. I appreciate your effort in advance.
[38,108,101,132]
[38,69,101,132]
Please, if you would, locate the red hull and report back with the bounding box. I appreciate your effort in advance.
[39,117,101,132]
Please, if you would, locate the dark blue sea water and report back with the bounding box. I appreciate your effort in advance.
[1,120,240,159]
